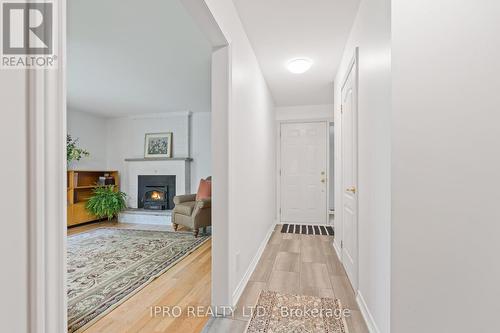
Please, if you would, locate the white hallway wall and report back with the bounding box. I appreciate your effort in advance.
[205,0,276,303]
[190,112,212,188]
[334,0,391,332]
[392,1,500,332]
[0,69,28,332]
[67,110,211,194]
[275,104,334,121]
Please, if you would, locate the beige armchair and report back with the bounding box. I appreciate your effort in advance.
[172,193,211,238]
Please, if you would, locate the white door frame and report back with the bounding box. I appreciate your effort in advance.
[276,119,331,225]
[27,1,232,331]
[26,0,67,331]
[180,0,232,313]
[339,48,359,290]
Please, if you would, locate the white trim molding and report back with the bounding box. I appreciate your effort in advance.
[356,291,381,333]
[339,47,360,291]
[333,239,342,261]
[27,1,67,332]
[231,223,275,306]
[210,44,231,311]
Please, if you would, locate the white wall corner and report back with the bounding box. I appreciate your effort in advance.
[231,222,275,306]
[356,291,381,333]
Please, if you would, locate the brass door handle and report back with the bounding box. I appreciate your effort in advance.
[346,186,356,194]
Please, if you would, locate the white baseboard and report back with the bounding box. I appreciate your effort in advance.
[231,222,275,306]
[356,291,381,333]
[333,240,342,260]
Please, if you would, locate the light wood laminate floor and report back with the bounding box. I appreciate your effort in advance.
[203,224,369,333]
[68,221,211,333]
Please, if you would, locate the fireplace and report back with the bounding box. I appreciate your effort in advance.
[143,189,167,210]
[138,175,176,210]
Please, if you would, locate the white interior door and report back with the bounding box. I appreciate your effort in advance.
[341,53,358,288]
[280,122,327,224]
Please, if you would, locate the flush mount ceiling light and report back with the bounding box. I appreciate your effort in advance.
[286,58,313,74]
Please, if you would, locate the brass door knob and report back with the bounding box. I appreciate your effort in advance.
[346,186,356,194]
[321,179,326,183]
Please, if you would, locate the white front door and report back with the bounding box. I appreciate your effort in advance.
[341,53,358,288]
[280,122,327,224]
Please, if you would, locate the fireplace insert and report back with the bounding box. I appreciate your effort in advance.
[143,188,168,210]
[138,175,176,210]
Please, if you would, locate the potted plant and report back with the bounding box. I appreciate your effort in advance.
[67,134,89,168]
[86,185,127,220]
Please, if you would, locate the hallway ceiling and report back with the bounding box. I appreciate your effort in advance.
[233,0,360,106]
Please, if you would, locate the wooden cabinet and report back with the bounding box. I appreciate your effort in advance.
[67,170,120,227]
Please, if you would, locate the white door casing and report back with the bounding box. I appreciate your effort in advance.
[341,49,359,289]
[280,122,328,224]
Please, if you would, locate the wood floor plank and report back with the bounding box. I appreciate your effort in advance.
[279,239,301,253]
[299,286,335,298]
[330,275,359,310]
[233,281,267,321]
[282,233,301,240]
[203,317,248,333]
[345,310,369,333]
[249,258,274,282]
[326,253,347,276]
[267,270,300,294]
[273,251,300,272]
[260,243,280,261]
[301,244,326,263]
[300,262,331,289]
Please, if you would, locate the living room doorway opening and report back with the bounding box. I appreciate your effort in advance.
[26,0,230,331]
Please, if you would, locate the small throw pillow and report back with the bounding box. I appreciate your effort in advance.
[196,179,212,200]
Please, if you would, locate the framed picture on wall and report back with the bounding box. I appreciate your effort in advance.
[144,132,172,158]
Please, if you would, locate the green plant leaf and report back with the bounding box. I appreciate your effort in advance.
[85,185,127,220]
[67,134,90,163]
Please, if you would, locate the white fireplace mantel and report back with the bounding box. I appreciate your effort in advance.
[124,157,193,162]
[124,158,191,208]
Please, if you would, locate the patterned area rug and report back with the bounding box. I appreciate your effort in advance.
[246,290,349,333]
[67,228,209,333]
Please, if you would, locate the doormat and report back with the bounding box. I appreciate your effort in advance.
[281,224,334,236]
[246,290,349,333]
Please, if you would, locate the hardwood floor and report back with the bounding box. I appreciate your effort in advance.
[69,222,368,333]
[203,224,369,333]
[68,221,211,333]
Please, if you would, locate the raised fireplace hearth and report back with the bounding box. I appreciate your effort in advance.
[138,175,176,210]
